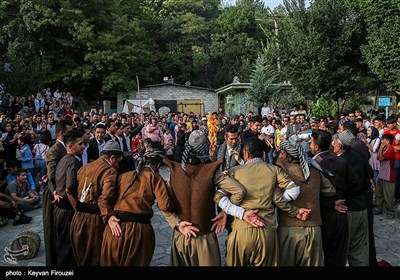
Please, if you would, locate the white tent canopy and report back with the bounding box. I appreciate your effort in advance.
[122,98,155,114]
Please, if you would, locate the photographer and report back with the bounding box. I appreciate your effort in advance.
[241,115,271,159]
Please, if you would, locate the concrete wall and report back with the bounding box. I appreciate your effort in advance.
[117,84,218,115]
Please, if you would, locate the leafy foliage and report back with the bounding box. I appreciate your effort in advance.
[310,96,338,117]
[278,0,379,101]
[248,53,280,106]
[355,0,400,92]
[0,0,398,107]
[210,0,266,87]
[157,0,220,88]
[275,86,304,111]
[341,91,373,114]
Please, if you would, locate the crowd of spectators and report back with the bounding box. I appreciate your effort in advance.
[0,87,398,266]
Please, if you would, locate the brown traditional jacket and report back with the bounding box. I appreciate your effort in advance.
[74,157,118,223]
[114,167,175,215]
[164,159,222,235]
[164,158,246,235]
[275,160,322,227]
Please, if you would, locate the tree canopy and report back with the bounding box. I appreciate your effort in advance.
[0,0,398,105]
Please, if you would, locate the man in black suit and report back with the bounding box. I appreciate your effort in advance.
[217,124,243,171]
[334,130,371,266]
[87,123,106,163]
[43,119,73,266]
[310,129,349,267]
[104,119,117,142]
[216,124,243,233]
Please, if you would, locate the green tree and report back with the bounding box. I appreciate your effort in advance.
[277,0,378,103]
[211,0,266,87]
[157,0,220,87]
[310,96,338,117]
[248,53,280,107]
[0,0,161,97]
[83,0,160,94]
[0,0,49,94]
[341,91,372,114]
[352,0,400,92]
[276,86,305,111]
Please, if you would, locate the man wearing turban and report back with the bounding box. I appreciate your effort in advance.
[161,130,248,266]
[275,138,335,266]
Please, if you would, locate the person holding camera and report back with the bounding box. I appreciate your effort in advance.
[240,115,271,160]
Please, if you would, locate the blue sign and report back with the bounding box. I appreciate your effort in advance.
[378,97,391,107]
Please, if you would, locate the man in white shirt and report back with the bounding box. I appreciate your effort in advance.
[261,102,271,117]
[53,89,62,100]
[261,117,275,164]
[290,106,299,116]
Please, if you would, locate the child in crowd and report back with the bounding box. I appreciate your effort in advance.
[32,134,50,192]
[142,137,153,155]
[375,133,396,219]
[163,129,173,150]
[131,132,142,168]
[164,138,174,161]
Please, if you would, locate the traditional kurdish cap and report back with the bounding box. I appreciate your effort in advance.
[337,130,356,147]
[102,140,121,152]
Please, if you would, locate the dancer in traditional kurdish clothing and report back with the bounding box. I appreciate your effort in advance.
[214,137,311,266]
[162,130,247,266]
[67,140,122,266]
[276,138,335,266]
[101,149,175,266]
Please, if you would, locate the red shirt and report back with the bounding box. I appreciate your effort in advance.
[384,129,400,160]
[380,146,396,182]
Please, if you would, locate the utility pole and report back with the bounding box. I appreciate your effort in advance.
[136,74,143,113]
[274,18,281,73]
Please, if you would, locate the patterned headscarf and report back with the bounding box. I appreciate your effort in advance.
[279,137,310,180]
[131,148,164,184]
[181,130,210,171]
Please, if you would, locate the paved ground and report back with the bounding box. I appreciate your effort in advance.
[0,166,399,267]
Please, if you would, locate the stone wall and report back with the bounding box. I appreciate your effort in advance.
[117,84,218,115]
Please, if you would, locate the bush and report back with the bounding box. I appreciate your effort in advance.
[311,97,338,117]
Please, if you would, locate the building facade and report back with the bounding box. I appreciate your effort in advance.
[117,83,218,116]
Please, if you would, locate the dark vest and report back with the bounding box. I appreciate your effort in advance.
[164,159,223,235]
[277,161,321,227]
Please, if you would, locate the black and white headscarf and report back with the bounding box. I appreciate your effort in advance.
[279,138,310,180]
[181,130,210,171]
[131,148,164,184]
